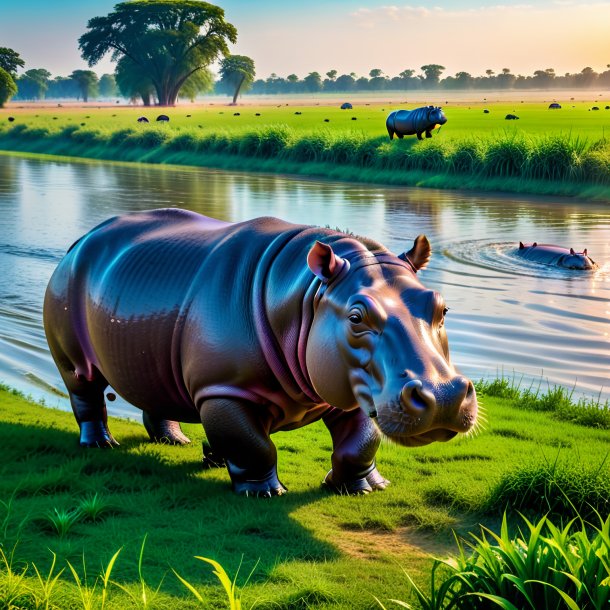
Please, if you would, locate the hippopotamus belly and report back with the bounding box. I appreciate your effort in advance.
[44,208,477,496]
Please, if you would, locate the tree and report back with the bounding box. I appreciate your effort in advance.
[369,68,383,78]
[99,74,117,97]
[16,69,51,100]
[0,67,17,107]
[218,55,255,104]
[115,57,155,105]
[69,70,99,102]
[420,64,445,87]
[326,69,337,81]
[303,71,322,93]
[335,74,356,91]
[179,68,214,101]
[79,0,237,106]
[0,47,24,77]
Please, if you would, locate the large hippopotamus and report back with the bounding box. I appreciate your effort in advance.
[44,209,478,497]
[386,106,447,140]
[516,242,597,270]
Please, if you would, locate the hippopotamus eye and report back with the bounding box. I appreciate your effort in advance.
[348,311,363,324]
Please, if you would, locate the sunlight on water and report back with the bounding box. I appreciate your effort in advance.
[0,154,609,418]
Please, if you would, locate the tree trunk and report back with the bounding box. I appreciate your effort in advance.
[232,75,246,105]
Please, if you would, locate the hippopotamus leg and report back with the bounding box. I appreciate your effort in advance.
[322,408,389,494]
[199,398,287,497]
[64,371,118,448]
[387,125,395,140]
[425,130,433,138]
[142,413,191,445]
[417,132,424,140]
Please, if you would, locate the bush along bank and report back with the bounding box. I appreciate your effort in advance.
[1,122,610,199]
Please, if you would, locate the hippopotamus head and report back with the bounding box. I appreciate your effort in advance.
[428,106,447,127]
[305,236,477,447]
[563,248,597,270]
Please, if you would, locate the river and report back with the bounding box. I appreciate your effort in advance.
[0,153,609,417]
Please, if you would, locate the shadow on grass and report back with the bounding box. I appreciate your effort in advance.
[1,419,339,593]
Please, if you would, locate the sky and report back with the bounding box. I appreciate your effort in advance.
[1,0,610,80]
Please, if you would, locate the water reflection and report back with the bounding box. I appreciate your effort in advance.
[0,153,608,417]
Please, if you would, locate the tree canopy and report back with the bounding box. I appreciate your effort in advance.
[69,70,99,102]
[218,55,255,104]
[0,48,24,77]
[16,69,51,100]
[0,67,17,107]
[79,0,237,106]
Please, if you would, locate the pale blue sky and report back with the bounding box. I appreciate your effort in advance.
[2,1,609,79]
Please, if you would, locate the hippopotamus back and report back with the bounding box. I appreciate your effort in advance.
[515,242,597,270]
[386,106,447,140]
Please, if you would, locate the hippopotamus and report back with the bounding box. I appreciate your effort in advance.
[43,209,478,497]
[515,242,597,270]
[386,106,447,140]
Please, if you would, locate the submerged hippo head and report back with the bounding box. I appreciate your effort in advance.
[305,236,477,447]
[428,106,447,127]
[562,248,597,270]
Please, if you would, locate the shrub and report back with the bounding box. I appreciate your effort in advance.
[525,134,587,181]
[483,134,530,177]
[448,139,485,174]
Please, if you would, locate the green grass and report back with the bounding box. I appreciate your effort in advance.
[1,383,609,608]
[2,101,610,199]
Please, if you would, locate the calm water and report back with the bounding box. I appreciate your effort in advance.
[1,153,609,417]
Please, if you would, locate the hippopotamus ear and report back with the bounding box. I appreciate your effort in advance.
[307,241,345,282]
[519,242,525,249]
[584,248,588,256]
[570,248,575,255]
[399,234,431,272]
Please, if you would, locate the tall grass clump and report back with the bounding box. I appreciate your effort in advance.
[483,133,530,177]
[381,511,610,610]
[482,458,610,522]
[525,134,588,181]
[285,130,336,163]
[448,139,486,175]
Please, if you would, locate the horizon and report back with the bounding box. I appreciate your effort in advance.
[1,1,610,80]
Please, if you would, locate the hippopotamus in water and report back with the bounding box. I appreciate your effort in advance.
[386,106,447,140]
[516,242,597,270]
[44,209,478,497]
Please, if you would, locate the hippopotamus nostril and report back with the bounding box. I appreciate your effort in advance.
[401,379,436,413]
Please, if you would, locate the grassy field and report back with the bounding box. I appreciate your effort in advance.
[2,99,610,200]
[1,383,609,609]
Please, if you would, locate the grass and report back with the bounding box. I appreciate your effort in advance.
[2,101,610,199]
[1,382,609,608]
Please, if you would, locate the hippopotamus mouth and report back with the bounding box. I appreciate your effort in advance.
[375,395,476,447]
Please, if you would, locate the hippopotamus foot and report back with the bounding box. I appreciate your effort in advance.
[425,131,432,138]
[322,407,387,495]
[324,462,389,495]
[227,461,287,497]
[417,132,424,140]
[199,397,284,496]
[142,412,191,445]
[79,420,119,448]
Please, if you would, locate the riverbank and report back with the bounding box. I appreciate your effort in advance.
[2,100,610,200]
[1,382,608,608]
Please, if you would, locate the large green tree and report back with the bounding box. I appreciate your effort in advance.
[99,73,118,98]
[115,56,155,105]
[0,47,24,77]
[218,55,255,104]
[420,64,445,87]
[79,0,237,106]
[0,67,17,107]
[16,69,51,100]
[69,70,99,102]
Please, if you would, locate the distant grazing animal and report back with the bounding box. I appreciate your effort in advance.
[255,113,261,116]
[294,112,302,115]
[137,117,149,123]
[606,106,610,110]
[340,103,353,110]
[386,106,447,140]
[186,114,191,118]
[591,107,600,111]
[156,115,169,122]
[324,118,330,122]
[7,117,14,122]
[515,242,597,270]
[351,117,357,120]
[505,114,519,120]
[548,103,561,109]
[233,112,240,116]
[483,109,490,114]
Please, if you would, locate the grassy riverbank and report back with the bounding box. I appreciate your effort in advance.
[2,101,610,199]
[1,383,609,608]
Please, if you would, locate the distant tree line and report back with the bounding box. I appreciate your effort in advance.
[249,65,610,95]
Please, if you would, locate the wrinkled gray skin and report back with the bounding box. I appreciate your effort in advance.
[44,209,478,497]
[516,242,597,270]
[386,106,447,140]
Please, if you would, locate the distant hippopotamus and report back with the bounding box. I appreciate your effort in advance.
[515,242,597,270]
[505,114,519,120]
[44,209,478,497]
[386,106,447,140]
